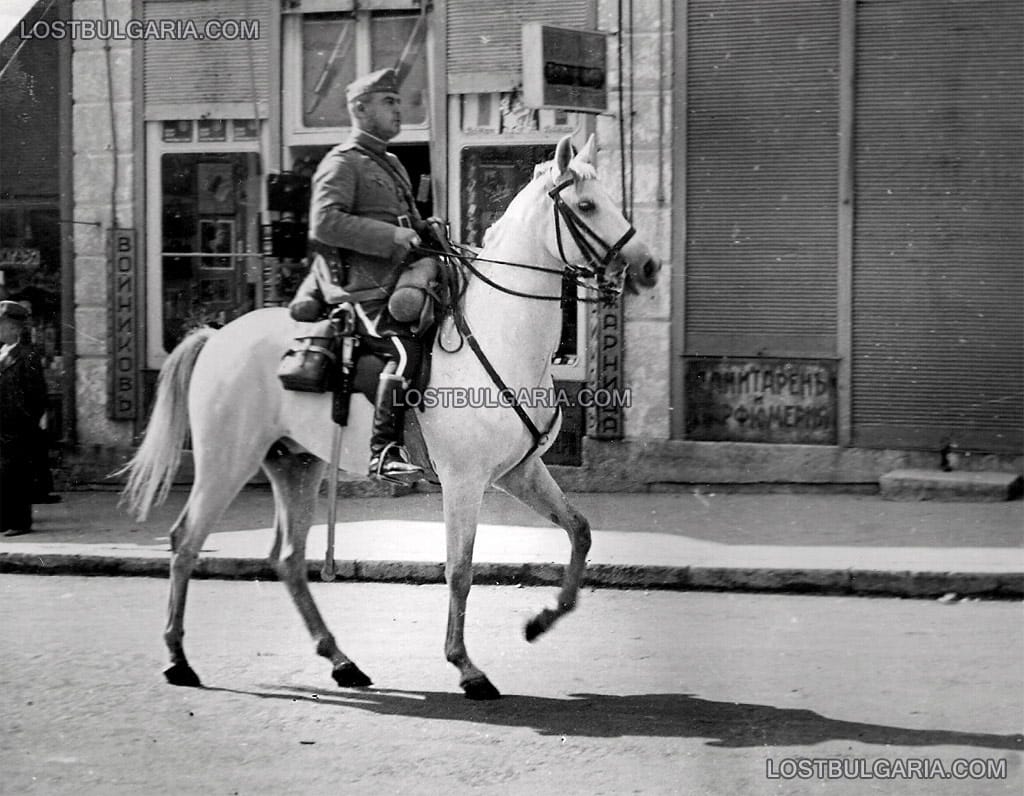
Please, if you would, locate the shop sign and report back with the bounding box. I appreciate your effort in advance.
[587,302,624,439]
[0,247,41,270]
[685,357,837,444]
[108,229,137,419]
[522,24,608,113]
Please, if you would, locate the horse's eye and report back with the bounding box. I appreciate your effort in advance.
[577,199,596,213]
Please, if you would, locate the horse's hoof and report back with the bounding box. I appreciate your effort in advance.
[332,661,372,688]
[164,662,202,687]
[461,675,501,701]
[525,612,554,643]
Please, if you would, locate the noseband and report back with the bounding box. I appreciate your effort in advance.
[548,178,636,299]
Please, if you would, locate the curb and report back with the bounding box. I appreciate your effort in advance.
[0,553,1020,599]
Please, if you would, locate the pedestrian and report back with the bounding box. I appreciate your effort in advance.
[288,67,439,482]
[0,300,48,536]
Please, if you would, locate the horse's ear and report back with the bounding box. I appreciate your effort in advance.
[574,133,597,166]
[554,135,575,179]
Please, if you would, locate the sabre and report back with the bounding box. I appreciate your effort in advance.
[321,304,357,582]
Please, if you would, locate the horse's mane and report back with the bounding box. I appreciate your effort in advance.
[482,158,597,247]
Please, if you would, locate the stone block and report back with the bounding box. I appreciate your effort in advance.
[74,257,109,305]
[597,0,672,33]
[73,151,134,205]
[623,319,670,439]
[74,307,108,356]
[73,47,132,102]
[880,469,1023,502]
[73,100,134,152]
[630,205,672,260]
[73,220,106,259]
[76,358,134,447]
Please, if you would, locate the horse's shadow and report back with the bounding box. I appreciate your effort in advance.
[207,685,1023,751]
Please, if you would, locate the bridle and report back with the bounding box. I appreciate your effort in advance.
[426,174,638,307]
[549,177,636,303]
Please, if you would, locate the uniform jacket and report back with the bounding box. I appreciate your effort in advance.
[308,129,422,318]
[0,342,47,462]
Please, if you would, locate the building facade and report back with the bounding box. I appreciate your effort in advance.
[1,0,1020,488]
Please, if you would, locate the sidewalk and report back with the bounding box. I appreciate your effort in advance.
[0,486,1021,597]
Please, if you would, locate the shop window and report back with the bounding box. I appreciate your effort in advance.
[158,150,261,352]
[0,204,62,386]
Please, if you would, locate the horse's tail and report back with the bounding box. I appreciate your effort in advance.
[116,327,217,520]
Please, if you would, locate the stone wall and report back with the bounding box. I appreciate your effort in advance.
[595,0,674,441]
[71,0,135,450]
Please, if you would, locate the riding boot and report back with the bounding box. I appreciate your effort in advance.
[368,373,422,482]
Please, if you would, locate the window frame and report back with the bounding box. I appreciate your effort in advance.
[281,8,432,148]
[144,120,268,368]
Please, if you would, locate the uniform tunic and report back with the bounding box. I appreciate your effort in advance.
[308,129,421,328]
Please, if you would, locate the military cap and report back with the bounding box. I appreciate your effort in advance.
[0,300,29,321]
[345,67,400,103]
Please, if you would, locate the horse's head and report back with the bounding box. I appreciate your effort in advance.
[536,134,662,297]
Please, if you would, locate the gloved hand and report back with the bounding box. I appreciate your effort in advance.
[391,226,421,263]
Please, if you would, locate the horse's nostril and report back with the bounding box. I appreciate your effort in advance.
[636,258,660,285]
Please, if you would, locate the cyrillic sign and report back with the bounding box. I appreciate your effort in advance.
[685,357,837,444]
[108,228,138,419]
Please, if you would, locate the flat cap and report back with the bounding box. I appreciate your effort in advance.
[345,67,400,103]
[0,300,29,321]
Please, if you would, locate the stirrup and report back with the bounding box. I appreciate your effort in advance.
[369,441,422,484]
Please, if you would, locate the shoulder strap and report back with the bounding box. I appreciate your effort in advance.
[353,144,419,219]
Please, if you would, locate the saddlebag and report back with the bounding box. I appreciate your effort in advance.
[277,320,337,393]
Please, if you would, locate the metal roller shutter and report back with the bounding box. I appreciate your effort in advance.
[143,0,270,117]
[685,0,839,357]
[446,0,590,93]
[852,0,1023,452]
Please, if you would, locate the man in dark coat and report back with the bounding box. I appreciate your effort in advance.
[0,301,48,535]
[289,67,435,482]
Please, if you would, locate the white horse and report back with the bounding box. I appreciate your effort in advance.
[120,134,661,699]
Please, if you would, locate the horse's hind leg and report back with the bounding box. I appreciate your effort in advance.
[496,457,592,642]
[164,469,253,687]
[262,447,372,688]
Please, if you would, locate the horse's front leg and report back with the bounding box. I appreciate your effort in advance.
[441,477,500,700]
[263,450,371,689]
[496,456,592,641]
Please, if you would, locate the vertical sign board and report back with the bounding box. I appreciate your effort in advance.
[587,301,624,439]
[108,228,137,420]
[684,357,837,444]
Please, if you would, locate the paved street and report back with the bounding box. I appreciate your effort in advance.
[1,575,1020,795]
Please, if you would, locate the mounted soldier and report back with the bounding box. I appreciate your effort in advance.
[289,67,439,482]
